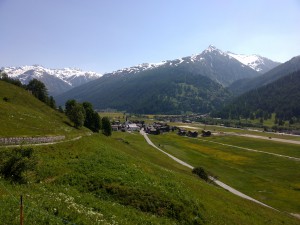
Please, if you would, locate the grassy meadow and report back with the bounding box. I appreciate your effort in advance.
[149,132,300,215]
[1,132,299,224]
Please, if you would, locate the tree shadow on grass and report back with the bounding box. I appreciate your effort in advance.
[63,121,73,127]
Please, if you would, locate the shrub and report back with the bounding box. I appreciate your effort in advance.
[192,167,209,182]
[0,147,37,183]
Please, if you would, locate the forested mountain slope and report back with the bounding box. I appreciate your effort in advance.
[57,66,232,114]
[217,70,300,120]
[229,56,300,95]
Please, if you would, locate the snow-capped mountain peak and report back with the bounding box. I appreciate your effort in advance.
[226,52,281,73]
[1,65,102,96]
[207,45,217,51]
[202,45,228,57]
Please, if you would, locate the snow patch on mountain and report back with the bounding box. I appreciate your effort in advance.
[227,52,281,73]
[227,53,262,71]
[2,65,102,86]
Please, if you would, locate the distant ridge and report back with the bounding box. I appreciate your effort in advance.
[216,69,300,120]
[2,65,102,96]
[229,55,300,95]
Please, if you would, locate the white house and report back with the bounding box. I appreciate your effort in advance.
[127,123,140,131]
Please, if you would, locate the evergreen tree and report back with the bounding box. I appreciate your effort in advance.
[65,99,85,128]
[65,99,77,118]
[82,102,101,132]
[26,79,48,103]
[69,104,86,128]
[58,106,64,113]
[102,117,112,136]
[49,96,56,109]
[0,71,23,87]
[93,111,101,132]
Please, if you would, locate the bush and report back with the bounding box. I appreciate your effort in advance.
[0,147,37,183]
[192,167,209,182]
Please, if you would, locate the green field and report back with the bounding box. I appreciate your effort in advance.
[149,132,300,215]
[98,112,125,121]
[1,132,299,224]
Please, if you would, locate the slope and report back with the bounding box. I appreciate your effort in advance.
[218,70,300,120]
[229,55,300,95]
[0,81,87,137]
[57,66,232,114]
[0,132,299,224]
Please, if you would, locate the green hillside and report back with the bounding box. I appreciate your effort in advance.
[1,132,299,224]
[1,80,299,224]
[0,81,87,138]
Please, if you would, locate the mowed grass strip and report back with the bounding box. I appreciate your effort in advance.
[149,132,300,214]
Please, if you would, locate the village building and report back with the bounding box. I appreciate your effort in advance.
[127,123,140,131]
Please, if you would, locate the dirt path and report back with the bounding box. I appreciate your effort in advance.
[140,129,276,210]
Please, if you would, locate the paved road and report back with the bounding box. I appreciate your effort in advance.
[140,129,276,210]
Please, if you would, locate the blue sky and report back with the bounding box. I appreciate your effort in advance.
[1,0,299,73]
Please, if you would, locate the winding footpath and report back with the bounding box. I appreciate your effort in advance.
[140,129,276,210]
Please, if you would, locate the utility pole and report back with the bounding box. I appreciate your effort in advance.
[20,195,24,225]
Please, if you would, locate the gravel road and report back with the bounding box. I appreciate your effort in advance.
[140,129,276,210]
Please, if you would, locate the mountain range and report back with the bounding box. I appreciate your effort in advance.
[216,69,300,121]
[2,45,279,97]
[1,65,102,96]
[3,45,288,115]
[103,45,271,87]
[229,56,300,95]
[56,46,280,113]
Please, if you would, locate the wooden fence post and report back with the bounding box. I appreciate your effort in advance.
[20,195,24,225]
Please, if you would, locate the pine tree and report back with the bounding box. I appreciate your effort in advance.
[102,117,112,136]
[49,96,56,109]
[26,79,48,103]
[65,99,86,128]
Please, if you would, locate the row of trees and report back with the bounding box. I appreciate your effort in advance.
[65,99,112,136]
